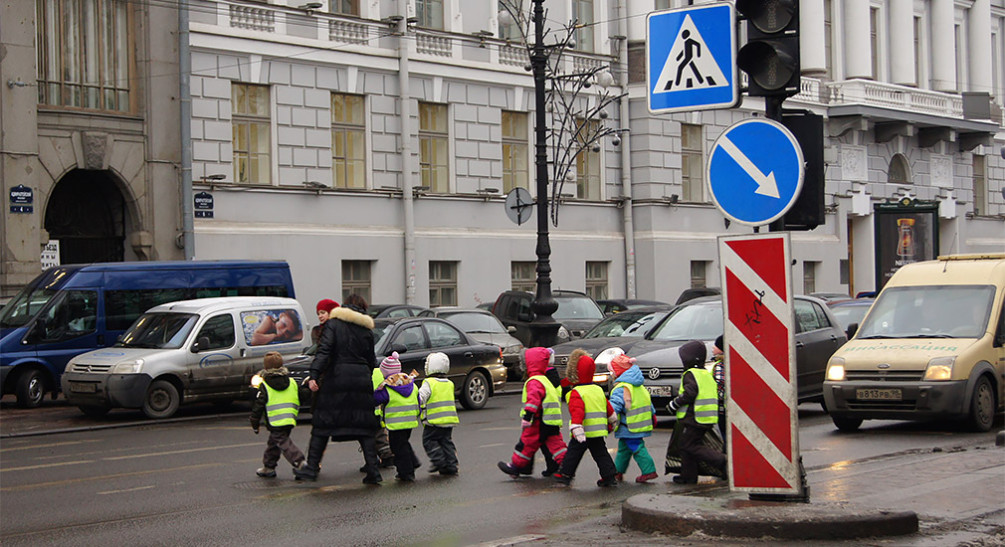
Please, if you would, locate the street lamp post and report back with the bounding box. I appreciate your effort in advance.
[528,0,560,348]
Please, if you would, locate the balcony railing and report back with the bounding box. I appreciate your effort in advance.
[825,79,964,118]
[229,4,274,32]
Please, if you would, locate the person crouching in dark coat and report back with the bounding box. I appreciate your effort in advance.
[294,293,382,485]
[666,340,727,484]
[250,351,306,478]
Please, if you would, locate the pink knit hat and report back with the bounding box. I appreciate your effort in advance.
[610,354,636,378]
[380,351,401,378]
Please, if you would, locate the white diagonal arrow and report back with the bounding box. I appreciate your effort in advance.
[717,136,780,198]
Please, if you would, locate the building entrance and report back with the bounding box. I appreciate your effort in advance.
[44,170,126,264]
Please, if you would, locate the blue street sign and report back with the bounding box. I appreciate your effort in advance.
[647,3,738,114]
[707,118,805,226]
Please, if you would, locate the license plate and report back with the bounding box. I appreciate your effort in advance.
[69,382,97,394]
[856,388,902,401]
[646,385,676,397]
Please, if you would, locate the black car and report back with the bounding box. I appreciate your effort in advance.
[596,298,670,315]
[367,304,431,319]
[287,317,507,411]
[419,307,525,378]
[628,296,847,414]
[490,289,605,347]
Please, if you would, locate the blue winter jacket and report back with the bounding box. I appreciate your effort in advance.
[608,365,656,439]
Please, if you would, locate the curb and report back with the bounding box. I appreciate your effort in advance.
[622,493,919,540]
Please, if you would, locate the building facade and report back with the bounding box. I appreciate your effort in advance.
[4,0,1003,313]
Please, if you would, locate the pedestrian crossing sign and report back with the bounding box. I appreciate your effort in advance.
[647,3,738,114]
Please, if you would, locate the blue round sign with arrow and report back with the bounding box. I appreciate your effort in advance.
[706,118,804,226]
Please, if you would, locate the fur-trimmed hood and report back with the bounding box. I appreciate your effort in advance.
[565,348,595,385]
[331,306,375,329]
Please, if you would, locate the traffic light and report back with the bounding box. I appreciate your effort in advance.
[736,0,800,99]
[770,110,824,231]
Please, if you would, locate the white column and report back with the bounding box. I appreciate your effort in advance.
[968,0,992,94]
[800,0,827,75]
[844,0,872,79]
[888,0,914,85]
[626,0,647,42]
[930,0,956,92]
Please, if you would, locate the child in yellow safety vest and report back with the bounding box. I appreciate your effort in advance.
[607,352,659,483]
[418,352,459,476]
[374,353,420,482]
[554,349,619,487]
[250,351,307,478]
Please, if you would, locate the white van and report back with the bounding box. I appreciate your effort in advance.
[62,297,310,419]
[823,254,1004,432]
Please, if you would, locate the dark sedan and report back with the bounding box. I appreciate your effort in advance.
[827,298,875,337]
[367,304,430,319]
[419,307,525,379]
[287,317,506,411]
[628,296,847,414]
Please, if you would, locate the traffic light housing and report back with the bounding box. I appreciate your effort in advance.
[736,0,800,99]
[770,110,824,231]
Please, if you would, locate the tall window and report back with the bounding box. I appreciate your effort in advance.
[331,93,366,189]
[511,262,536,292]
[681,123,703,201]
[416,0,444,29]
[502,111,529,193]
[573,0,595,52]
[342,260,371,303]
[823,0,832,79]
[954,24,965,92]
[869,7,880,80]
[36,0,133,112]
[914,16,924,87]
[429,261,457,307]
[232,83,271,184]
[575,119,601,200]
[419,102,449,193]
[690,261,708,288]
[803,261,818,294]
[973,155,987,216]
[330,0,358,15]
[585,262,608,301]
[498,0,520,40]
[888,154,910,184]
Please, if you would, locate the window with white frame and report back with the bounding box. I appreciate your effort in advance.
[575,119,601,200]
[824,0,833,80]
[429,261,457,307]
[512,262,536,292]
[914,16,924,88]
[973,154,987,216]
[342,260,371,303]
[498,0,521,40]
[690,261,708,288]
[803,261,818,295]
[573,0,594,53]
[585,262,608,301]
[232,83,271,184]
[681,123,703,202]
[502,111,529,193]
[870,7,880,80]
[330,0,358,15]
[331,93,366,189]
[955,23,965,92]
[419,102,449,193]
[36,0,133,113]
[416,0,444,29]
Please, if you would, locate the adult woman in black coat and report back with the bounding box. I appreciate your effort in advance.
[293,293,382,484]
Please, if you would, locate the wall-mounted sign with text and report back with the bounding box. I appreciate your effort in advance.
[10,185,33,214]
[194,192,214,219]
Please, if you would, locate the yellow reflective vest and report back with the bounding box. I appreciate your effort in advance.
[614,382,653,434]
[263,381,299,428]
[677,368,719,425]
[372,368,384,418]
[521,375,562,426]
[567,384,609,438]
[384,388,420,430]
[422,377,459,426]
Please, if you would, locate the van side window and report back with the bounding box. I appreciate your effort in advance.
[39,290,98,341]
[106,289,189,331]
[196,314,235,351]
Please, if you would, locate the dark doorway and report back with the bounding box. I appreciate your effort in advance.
[45,170,126,264]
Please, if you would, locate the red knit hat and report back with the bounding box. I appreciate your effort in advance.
[316,298,339,314]
[610,354,636,378]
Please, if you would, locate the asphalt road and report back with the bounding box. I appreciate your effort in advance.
[1,390,1002,546]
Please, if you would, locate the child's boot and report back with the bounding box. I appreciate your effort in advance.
[256,466,277,478]
[636,472,658,483]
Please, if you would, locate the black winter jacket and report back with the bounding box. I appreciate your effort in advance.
[250,367,296,432]
[308,305,379,440]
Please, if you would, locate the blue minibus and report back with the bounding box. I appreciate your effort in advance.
[0,260,296,407]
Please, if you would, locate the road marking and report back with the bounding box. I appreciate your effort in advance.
[97,484,156,495]
[469,534,547,546]
[478,443,507,449]
[717,136,780,198]
[2,460,94,472]
[102,442,260,461]
[0,462,222,492]
[0,439,101,453]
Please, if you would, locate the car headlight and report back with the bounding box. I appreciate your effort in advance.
[111,359,143,374]
[825,357,845,381]
[923,356,955,381]
[593,372,610,384]
[250,373,263,388]
[504,344,523,355]
[557,326,570,341]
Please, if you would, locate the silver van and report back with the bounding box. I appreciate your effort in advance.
[62,297,310,419]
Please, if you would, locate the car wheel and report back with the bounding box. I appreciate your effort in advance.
[78,405,111,418]
[15,369,46,408]
[460,371,489,410]
[832,415,862,432]
[143,380,181,419]
[967,375,995,432]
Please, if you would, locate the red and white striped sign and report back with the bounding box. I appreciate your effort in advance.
[718,232,801,495]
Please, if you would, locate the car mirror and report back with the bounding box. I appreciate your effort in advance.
[391,343,408,355]
[193,336,211,353]
[506,325,517,334]
[846,323,858,339]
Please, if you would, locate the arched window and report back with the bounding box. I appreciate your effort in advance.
[888,154,911,183]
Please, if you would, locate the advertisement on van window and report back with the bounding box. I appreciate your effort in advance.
[873,200,939,290]
[242,309,304,346]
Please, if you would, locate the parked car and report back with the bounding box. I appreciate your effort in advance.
[490,290,605,347]
[596,298,670,315]
[419,307,525,379]
[626,295,847,414]
[288,316,506,411]
[367,304,430,319]
[62,297,311,419]
[827,298,875,336]
[811,292,853,304]
[674,287,720,305]
[549,305,677,385]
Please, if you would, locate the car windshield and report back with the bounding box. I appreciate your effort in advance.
[117,312,199,349]
[553,295,604,321]
[584,311,664,339]
[856,285,995,339]
[0,286,57,328]
[443,312,506,334]
[649,302,722,342]
[830,303,872,331]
